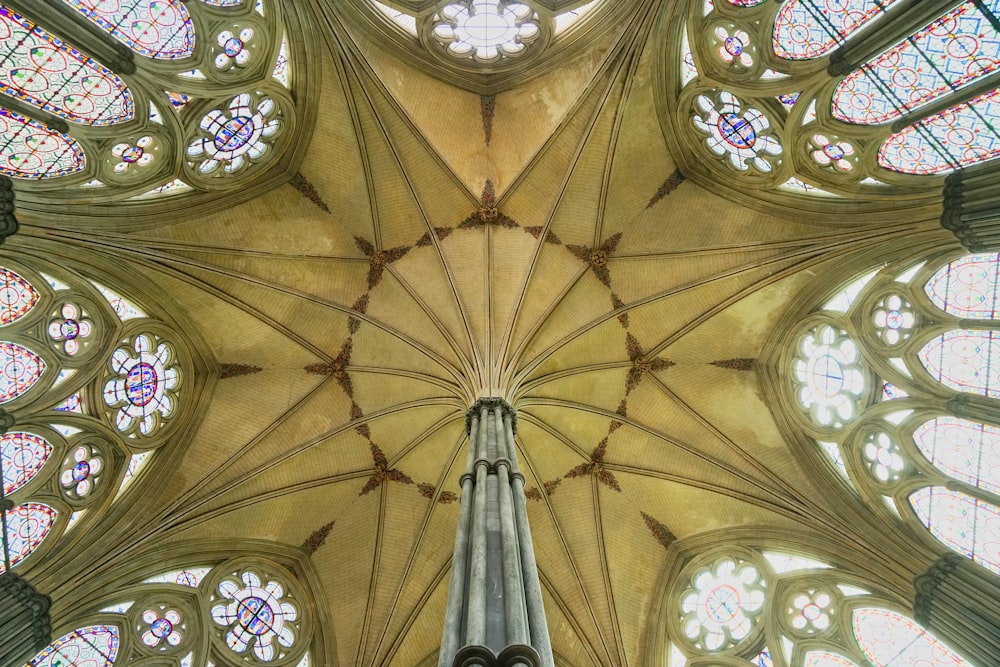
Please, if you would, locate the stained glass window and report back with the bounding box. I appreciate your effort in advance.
[793,324,866,427]
[911,487,1000,573]
[60,0,195,60]
[212,571,299,662]
[678,557,766,651]
[833,1,1000,125]
[203,0,243,6]
[29,626,120,667]
[879,87,1000,174]
[431,2,541,63]
[103,334,178,436]
[926,253,1000,318]
[773,0,900,60]
[0,266,38,325]
[852,607,969,665]
[0,106,86,179]
[0,340,45,403]
[728,0,766,6]
[914,417,1000,495]
[804,652,858,667]
[919,330,1000,397]
[1,501,57,573]
[0,7,133,126]
[1,431,51,494]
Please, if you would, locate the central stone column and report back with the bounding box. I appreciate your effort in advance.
[438,398,553,667]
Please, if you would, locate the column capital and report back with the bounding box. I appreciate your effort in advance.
[465,398,517,435]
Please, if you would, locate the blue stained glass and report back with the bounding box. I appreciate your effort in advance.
[773,0,900,60]
[919,330,1000,397]
[880,87,1000,174]
[1,432,51,495]
[60,0,195,60]
[0,7,133,126]
[834,0,1000,125]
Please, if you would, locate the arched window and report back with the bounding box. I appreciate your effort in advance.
[25,557,315,666]
[778,251,1000,580]
[773,0,899,60]
[0,0,303,201]
[672,0,1000,199]
[665,546,971,665]
[0,257,190,575]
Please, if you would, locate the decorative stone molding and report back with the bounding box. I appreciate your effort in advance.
[0,178,19,244]
[0,572,52,667]
[912,551,1000,666]
[940,162,1000,252]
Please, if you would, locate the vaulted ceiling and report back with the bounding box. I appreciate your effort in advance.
[15,1,955,665]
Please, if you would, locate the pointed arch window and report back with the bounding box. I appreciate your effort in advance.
[853,607,968,665]
[59,0,195,60]
[28,626,120,667]
[781,251,1000,582]
[0,7,134,126]
[911,487,1000,573]
[772,0,900,60]
[918,330,1000,397]
[666,547,973,665]
[833,1,1000,125]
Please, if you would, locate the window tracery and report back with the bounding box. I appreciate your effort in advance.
[0,255,193,580]
[666,546,970,666]
[778,250,1000,584]
[0,0,302,203]
[670,0,1000,198]
[25,556,317,667]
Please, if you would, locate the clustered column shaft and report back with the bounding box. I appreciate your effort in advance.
[438,398,553,667]
[940,161,1000,252]
[914,552,1000,666]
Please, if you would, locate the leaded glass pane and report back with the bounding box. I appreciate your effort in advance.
[29,626,120,667]
[0,501,57,573]
[853,608,967,665]
[834,0,1000,125]
[772,0,899,60]
[1,431,51,494]
[919,330,1000,397]
[0,7,133,125]
[879,87,1000,174]
[804,652,858,667]
[793,324,866,427]
[0,266,38,325]
[0,107,83,179]
[914,417,1000,494]
[911,486,1000,573]
[0,340,44,403]
[926,254,1000,318]
[60,0,195,60]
